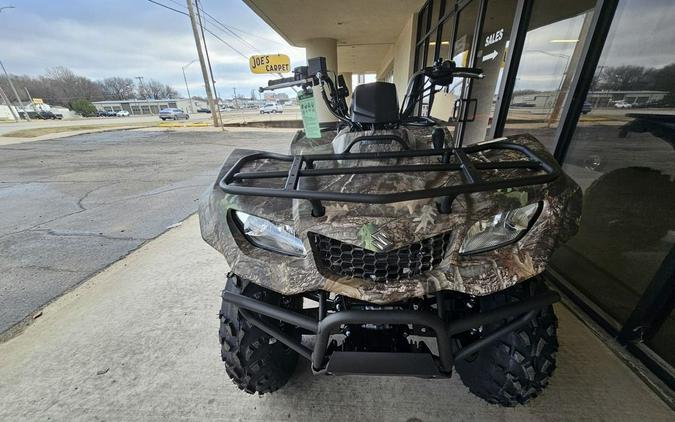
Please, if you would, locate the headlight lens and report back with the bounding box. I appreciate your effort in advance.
[233,211,306,257]
[460,203,540,255]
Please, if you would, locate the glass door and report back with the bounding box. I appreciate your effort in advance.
[458,0,519,144]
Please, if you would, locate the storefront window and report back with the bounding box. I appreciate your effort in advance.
[460,0,519,143]
[647,308,675,368]
[502,0,597,151]
[551,0,675,367]
[428,1,478,138]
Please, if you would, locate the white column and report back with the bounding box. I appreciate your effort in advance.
[305,38,338,123]
[341,72,353,106]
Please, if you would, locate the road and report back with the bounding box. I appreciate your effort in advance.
[0,107,301,136]
[0,128,293,335]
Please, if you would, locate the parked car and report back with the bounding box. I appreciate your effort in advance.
[159,108,189,120]
[116,110,130,117]
[613,100,633,109]
[20,110,62,120]
[105,110,118,117]
[259,103,283,114]
[197,107,211,113]
[581,101,592,114]
[96,110,108,117]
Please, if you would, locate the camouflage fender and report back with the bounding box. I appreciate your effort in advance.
[199,131,581,304]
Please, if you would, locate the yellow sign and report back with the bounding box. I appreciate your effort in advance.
[249,54,291,74]
[32,98,44,104]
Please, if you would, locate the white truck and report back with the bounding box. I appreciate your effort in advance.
[259,102,283,114]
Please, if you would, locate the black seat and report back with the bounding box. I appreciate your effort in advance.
[350,82,400,124]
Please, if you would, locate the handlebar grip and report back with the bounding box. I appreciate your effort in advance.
[268,76,297,86]
[453,67,484,79]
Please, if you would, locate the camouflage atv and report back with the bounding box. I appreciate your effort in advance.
[199,57,582,406]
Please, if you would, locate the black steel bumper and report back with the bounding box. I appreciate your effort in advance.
[222,288,560,378]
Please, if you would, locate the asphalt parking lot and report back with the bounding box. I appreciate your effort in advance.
[0,128,292,336]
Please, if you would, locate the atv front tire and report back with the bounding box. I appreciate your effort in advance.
[219,274,302,395]
[455,279,558,406]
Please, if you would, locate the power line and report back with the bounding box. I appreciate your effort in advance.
[146,0,187,16]
[163,0,286,47]
[196,4,260,53]
[145,0,249,59]
[161,0,258,53]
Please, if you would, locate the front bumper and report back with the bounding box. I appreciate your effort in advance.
[222,286,560,377]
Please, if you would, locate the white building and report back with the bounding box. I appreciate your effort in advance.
[92,99,194,115]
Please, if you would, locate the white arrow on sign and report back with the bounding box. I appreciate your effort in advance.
[482,50,498,62]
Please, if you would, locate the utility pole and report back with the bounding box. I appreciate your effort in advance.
[182,59,197,113]
[195,0,222,128]
[186,0,218,126]
[24,87,35,109]
[0,61,29,121]
[135,76,145,99]
[0,85,19,121]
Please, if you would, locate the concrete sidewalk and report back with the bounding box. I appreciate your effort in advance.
[0,216,671,421]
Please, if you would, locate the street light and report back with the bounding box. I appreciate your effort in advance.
[182,59,198,113]
[0,6,15,13]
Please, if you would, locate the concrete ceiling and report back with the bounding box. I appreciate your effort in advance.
[244,0,425,46]
[338,44,392,73]
[243,0,424,73]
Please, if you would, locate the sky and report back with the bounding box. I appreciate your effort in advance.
[514,0,675,92]
[0,0,305,98]
[0,0,673,98]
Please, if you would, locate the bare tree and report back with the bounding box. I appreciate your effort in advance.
[100,77,135,100]
[0,67,181,107]
[599,65,648,91]
[44,66,103,104]
[143,79,178,99]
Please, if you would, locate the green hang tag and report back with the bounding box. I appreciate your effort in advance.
[298,91,321,139]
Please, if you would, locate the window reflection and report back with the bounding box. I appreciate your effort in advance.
[503,0,596,150]
[551,0,675,368]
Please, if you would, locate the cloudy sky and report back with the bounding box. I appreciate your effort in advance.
[1,0,673,98]
[515,0,675,92]
[0,0,305,98]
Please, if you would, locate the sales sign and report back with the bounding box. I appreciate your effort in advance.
[249,54,291,74]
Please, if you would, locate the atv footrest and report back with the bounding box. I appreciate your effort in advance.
[325,351,449,378]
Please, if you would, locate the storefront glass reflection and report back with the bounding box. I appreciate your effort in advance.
[503,0,597,150]
[551,0,675,367]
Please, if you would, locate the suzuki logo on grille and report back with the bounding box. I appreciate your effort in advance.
[358,223,395,252]
[371,230,393,252]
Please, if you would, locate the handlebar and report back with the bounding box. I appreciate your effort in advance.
[259,65,315,92]
[422,60,484,83]
[259,76,314,92]
[451,67,485,79]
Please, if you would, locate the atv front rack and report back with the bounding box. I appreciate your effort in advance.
[219,140,560,216]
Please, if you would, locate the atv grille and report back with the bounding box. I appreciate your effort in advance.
[309,232,451,282]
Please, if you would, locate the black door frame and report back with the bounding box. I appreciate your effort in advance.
[414,0,675,391]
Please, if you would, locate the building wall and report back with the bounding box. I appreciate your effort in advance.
[93,99,192,115]
[376,14,417,101]
[0,104,18,120]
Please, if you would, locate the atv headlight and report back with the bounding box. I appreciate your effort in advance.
[460,203,541,255]
[233,211,306,257]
